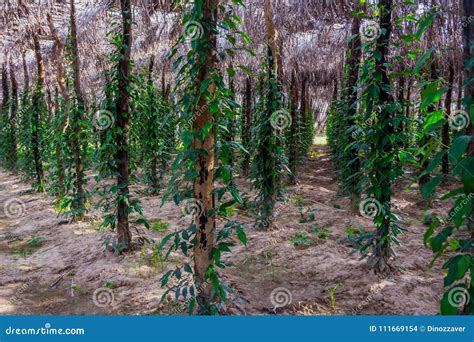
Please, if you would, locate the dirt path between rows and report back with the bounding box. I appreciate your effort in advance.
[0,147,449,315]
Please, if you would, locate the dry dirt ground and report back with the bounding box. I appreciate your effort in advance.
[0,146,452,315]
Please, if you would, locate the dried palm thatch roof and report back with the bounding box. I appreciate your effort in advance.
[0,0,467,123]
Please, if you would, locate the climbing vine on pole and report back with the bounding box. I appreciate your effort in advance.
[159,0,251,314]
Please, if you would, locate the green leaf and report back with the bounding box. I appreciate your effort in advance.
[183,263,193,273]
[451,195,472,228]
[158,233,175,252]
[199,78,212,94]
[160,288,172,304]
[237,31,252,44]
[226,67,236,78]
[416,13,436,40]
[424,151,446,175]
[188,297,196,314]
[449,135,471,165]
[174,267,182,279]
[430,226,453,253]
[201,121,213,141]
[448,238,460,251]
[420,82,445,111]
[421,175,442,198]
[160,270,173,287]
[423,219,438,246]
[444,255,469,286]
[398,150,417,164]
[136,217,150,229]
[236,64,253,76]
[440,291,457,315]
[455,256,470,279]
[373,51,382,61]
[229,186,243,204]
[414,48,434,75]
[209,101,219,113]
[423,109,444,130]
[236,225,247,246]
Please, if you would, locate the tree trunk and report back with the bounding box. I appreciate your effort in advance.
[9,62,18,169]
[263,0,283,80]
[70,0,85,108]
[398,77,405,103]
[47,12,68,196]
[22,51,29,91]
[346,15,362,214]
[442,63,454,175]
[288,70,298,184]
[419,60,438,187]
[193,0,218,311]
[256,46,279,231]
[462,0,474,315]
[161,65,167,101]
[116,0,133,248]
[372,0,394,272]
[300,74,308,146]
[32,32,45,191]
[456,74,463,110]
[46,87,54,126]
[241,78,252,177]
[1,64,9,146]
[69,0,87,219]
[398,76,405,132]
[148,57,159,194]
[405,81,411,118]
[228,68,235,185]
[48,13,68,104]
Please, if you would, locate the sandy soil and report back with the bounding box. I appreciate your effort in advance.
[0,146,452,315]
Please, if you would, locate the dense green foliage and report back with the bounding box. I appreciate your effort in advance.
[327,3,472,314]
[0,0,470,317]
